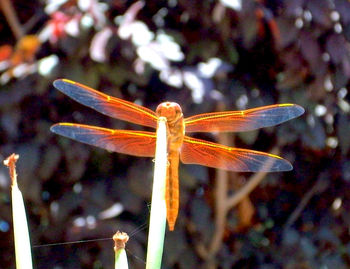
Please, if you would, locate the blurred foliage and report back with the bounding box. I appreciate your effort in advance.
[0,0,350,268]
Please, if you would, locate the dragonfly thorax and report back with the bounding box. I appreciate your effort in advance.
[156,102,183,124]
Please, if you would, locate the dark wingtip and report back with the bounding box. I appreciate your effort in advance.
[53,79,76,93]
[293,104,305,117]
[53,79,64,89]
[271,158,293,172]
[283,162,293,172]
[50,124,60,134]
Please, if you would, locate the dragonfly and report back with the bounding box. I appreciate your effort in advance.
[51,79,304,231]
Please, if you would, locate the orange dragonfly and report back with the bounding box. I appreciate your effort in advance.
[51,79,304,231]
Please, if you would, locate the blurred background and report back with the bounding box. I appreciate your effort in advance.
[0,0,350,268]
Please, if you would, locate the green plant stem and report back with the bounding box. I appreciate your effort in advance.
[113,231,129,269]
[145,117,167,269]
[115,248,128,268]
[4,154,33,269]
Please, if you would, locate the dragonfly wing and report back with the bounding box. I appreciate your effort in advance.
[185,104,304,133]
[51,123,156,157]
[180,136,292,172]
[53,79,158,128]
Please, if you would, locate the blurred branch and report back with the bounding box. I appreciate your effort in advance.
[284,177,329,229]
[202,137,278,264]
[207,133,230,259]
[0,0,24,40]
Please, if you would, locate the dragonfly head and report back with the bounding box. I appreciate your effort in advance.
[156,102,183,124]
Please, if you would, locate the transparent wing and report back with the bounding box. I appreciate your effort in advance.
[180,136,292,172]
[53,79,158,128]
[51,123,156,157]
[185,104,304,133]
